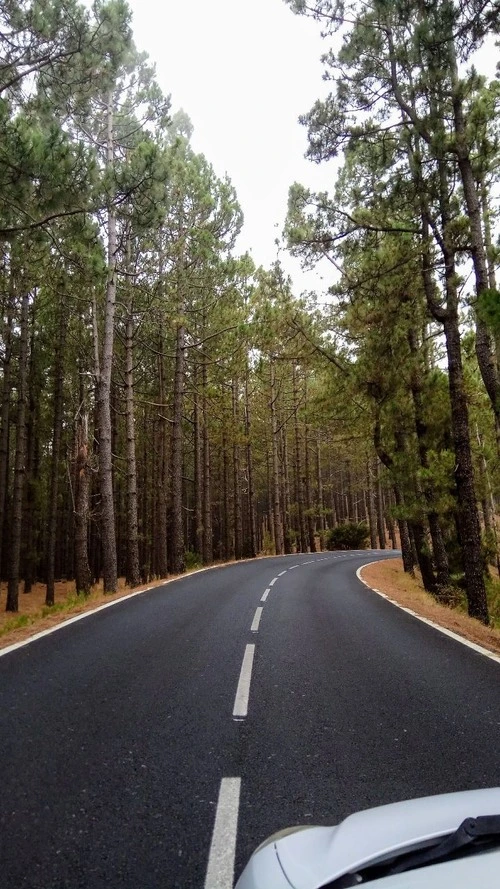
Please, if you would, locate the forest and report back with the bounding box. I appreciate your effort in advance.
[1,0,500,629]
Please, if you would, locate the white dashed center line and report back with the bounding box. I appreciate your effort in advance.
[278,570,287,576]
[269,577,277,586]
[261,588,270,602]
[233,644,255,718]
[251,607,263,632]
[205,777,241,889]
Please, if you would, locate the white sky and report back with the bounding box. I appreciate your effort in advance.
[127,0,334,296]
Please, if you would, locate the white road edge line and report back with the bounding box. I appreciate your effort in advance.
[204,777,241,889]
[356,562,500,666]
[233,644,256,717]
[251,607,263,633]
[261,589,270,603]
[269,577,277,586]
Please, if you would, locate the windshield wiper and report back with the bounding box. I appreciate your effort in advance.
[327,814,500,887]
[387,814,500,875]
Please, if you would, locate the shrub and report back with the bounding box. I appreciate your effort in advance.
[326,522,369,551]
[184,550,203,570]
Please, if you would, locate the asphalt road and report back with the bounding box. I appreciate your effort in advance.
[1,550,500,889]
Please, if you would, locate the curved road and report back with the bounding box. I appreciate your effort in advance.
[1,551,500,888]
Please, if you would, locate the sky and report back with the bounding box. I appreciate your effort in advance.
[127,0,334,295]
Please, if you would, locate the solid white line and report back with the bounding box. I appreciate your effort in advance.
[278,570,287,576]
[261,589,270,603]
[233,644,256,717]
[204,777,241,889]
[251,607,263,632]
[269,577,277,586]
[356,562,500,666]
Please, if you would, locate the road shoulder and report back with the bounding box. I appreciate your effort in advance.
[359,558,500,658]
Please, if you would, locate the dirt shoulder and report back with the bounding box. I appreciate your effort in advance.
[360,558,500,657]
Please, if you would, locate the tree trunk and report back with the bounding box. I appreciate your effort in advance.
[304,414,316,552]
[316,440,325,549]
[124,292,140,587]
[156,337,168,577]
[74,397,92,597]
[97,93,118,593]
[46,298,67,606]
[244,371,257,558]
[366,460,378,548]
[22,317,39,593]
[202,364,212,564]
[292,365,307,551]
[232,379,243,560]
[193,365,203,558]
[282,426,292,553]
[171,321,186,574]
[0,285,14,581]
[408,328,450,591]
[393,485,415,575]
[413,140,488,620]
[449,61,500,436]
[374,459,386,549]
[270,360,284,555]
[6,292,30,612]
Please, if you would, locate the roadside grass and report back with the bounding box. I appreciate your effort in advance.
[360,558,500,656]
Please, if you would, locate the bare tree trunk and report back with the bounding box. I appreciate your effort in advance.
[394,486,414,575]
[232,379,243,560]
[46,298,67,606]
[292,365,306,551]
[6,292,30,612]
[270,361,284,555]
[202,363,212,564]
[316,439,325,549]
[22,317,39,593]
[304,411,316,551]
[366,460,378,548]
[193,364,203,557]
[282,425,292,553]
[244,372,256,558]
[97,93,118,593]
[74,387,92,597]
[156,337,168,577]
[171,321,186,574]
[374,459,386,549]
[0,286,14,581]
[124,290,140,587]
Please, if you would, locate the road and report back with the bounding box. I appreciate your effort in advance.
[1,551,500,889]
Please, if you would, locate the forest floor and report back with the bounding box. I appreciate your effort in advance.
[360,558,500,657]
[1,555,500,657]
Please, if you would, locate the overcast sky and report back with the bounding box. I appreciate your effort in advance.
[127,0,334,295]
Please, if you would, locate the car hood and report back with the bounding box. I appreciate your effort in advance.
[236,787,500,889]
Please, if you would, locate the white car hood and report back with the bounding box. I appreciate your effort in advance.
[237,787,500,889]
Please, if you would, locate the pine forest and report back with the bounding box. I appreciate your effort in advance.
[1,0,500,631]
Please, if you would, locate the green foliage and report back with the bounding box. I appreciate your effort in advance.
[477,288,500,333]
[326,522,369,550]
[486,577,500,629]
[261,531,275,555]
[184,550,203,571]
